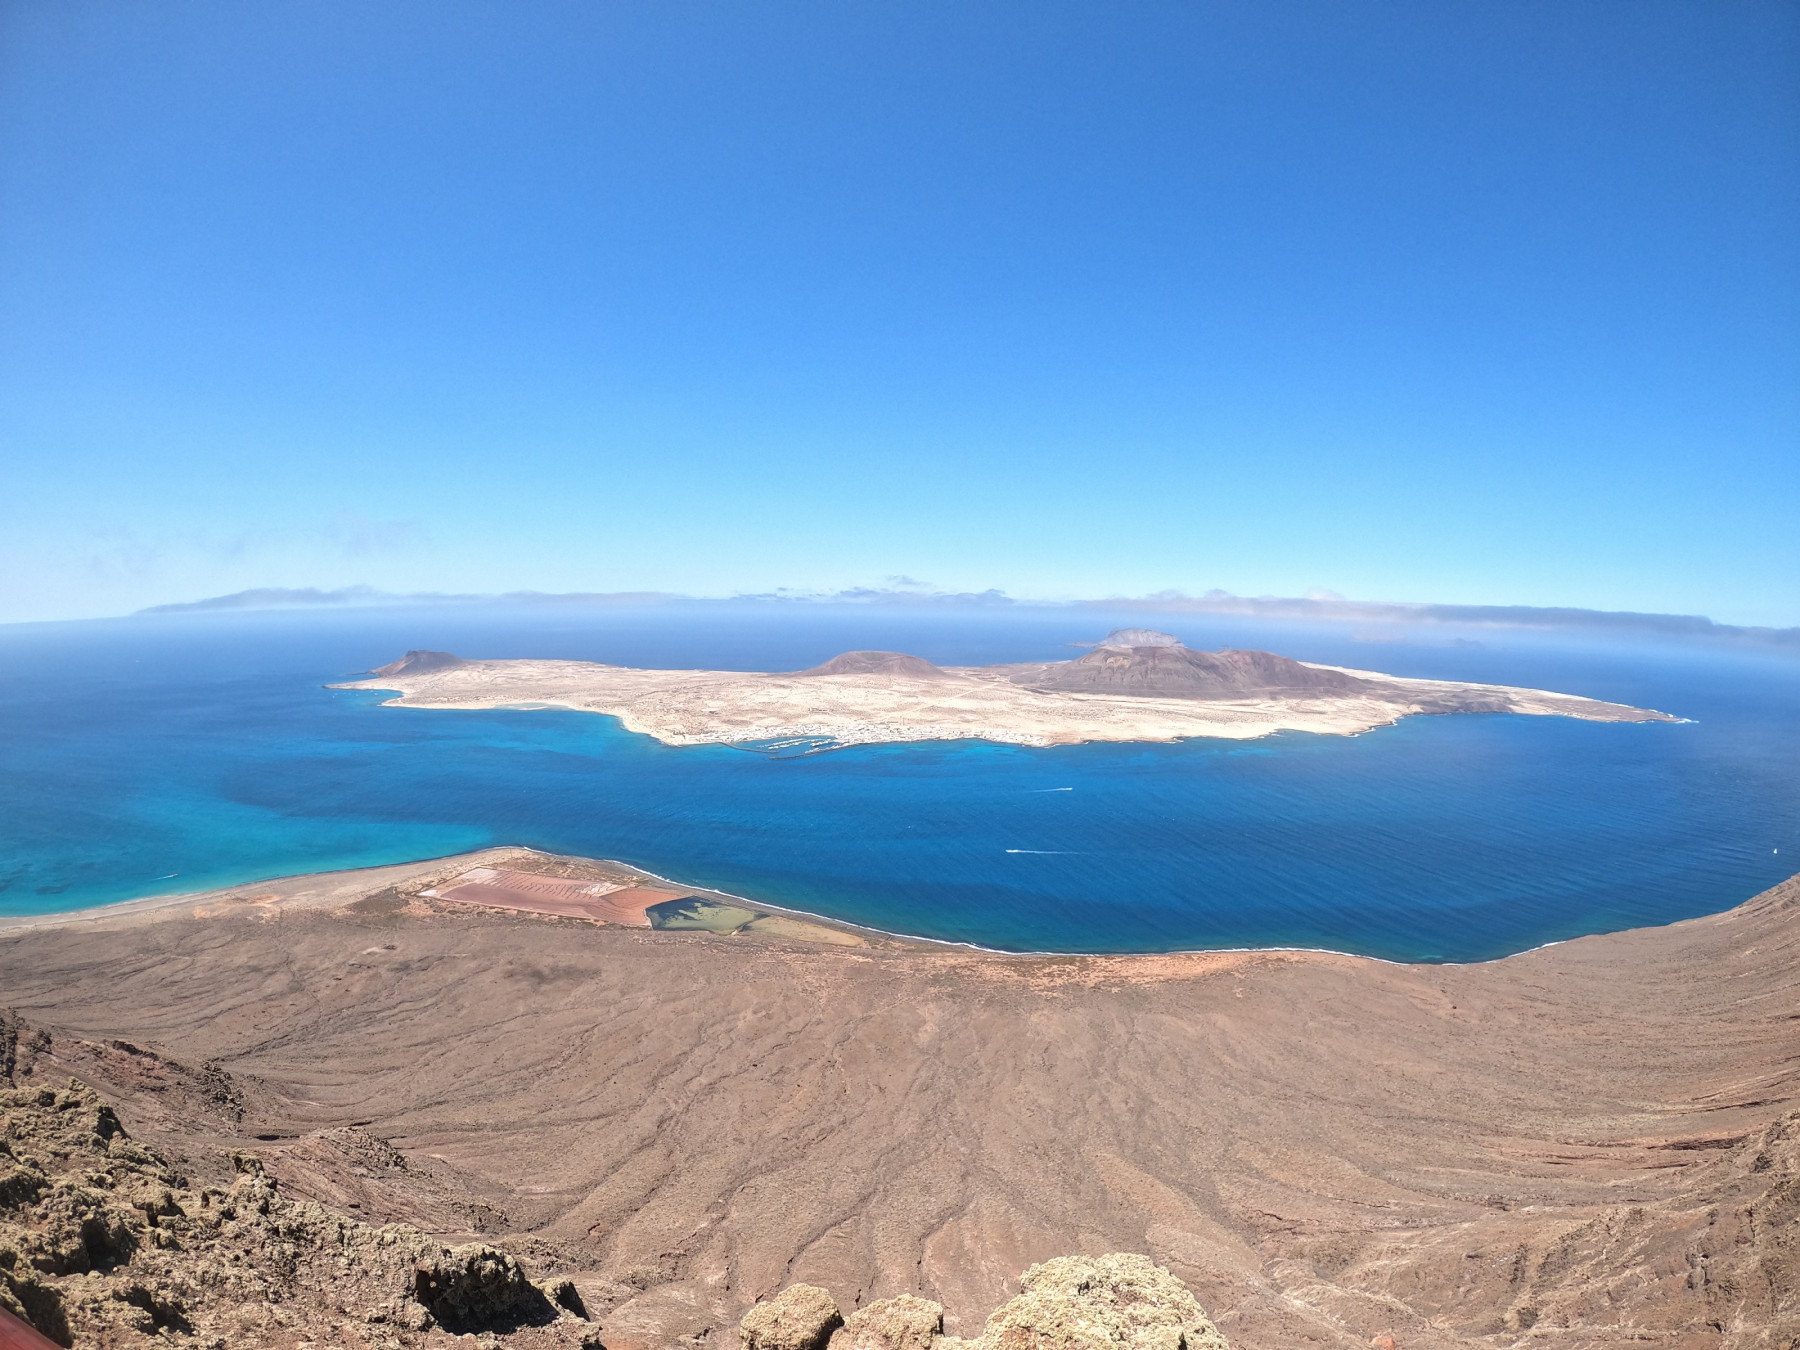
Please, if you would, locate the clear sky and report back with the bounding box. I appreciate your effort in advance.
[1,1,1796,625]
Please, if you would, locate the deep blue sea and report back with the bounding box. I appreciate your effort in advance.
[1,604,1795,962]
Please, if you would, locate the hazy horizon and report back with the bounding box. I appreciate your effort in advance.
[4,580,1794,654]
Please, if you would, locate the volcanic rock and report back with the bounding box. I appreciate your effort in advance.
[0,1077,581,1347]
[741,1282,845,1350]
[748,1256,1227,1350]
[829,1294,945,1350]
[973,1254,1229,1350]
[415,1241,555,1331]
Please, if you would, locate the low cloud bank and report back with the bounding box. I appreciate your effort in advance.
[136,584,1799,649]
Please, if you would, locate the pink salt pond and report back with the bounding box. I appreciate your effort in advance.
[424,867,687,927]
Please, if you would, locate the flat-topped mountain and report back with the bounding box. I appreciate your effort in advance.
[337,634,1676,750]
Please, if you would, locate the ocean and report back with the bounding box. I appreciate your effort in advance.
[1,603,1794,962]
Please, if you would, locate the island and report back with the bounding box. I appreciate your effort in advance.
[333,629,1676,748]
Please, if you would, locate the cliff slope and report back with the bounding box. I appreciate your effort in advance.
[1,855,1794,1348]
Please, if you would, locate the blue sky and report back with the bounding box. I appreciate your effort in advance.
[1,1,1795,625]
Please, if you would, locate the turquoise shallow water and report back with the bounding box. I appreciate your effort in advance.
[1,605,1795,960]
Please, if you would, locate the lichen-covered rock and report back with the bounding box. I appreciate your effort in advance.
[414,1240,554,1329]
[741,1281,844,1350]
[0,1158,47,1209]
[830,1293,944,1350]
[539,1275,590,1318]
[976,1254,1228,1350]
[749,1258,1226,1350]
[0,1262,70,1348]
[0,1073,591,1347]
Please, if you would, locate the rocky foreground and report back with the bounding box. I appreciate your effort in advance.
[0,1074,596,1348]
[738,1253,1229,1350]
[0,1069,1230,1350]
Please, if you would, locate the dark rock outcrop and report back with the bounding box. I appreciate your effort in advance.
[415,1240,556,1331]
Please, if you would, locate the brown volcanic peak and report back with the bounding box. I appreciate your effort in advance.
[800,650,945,679]
[371,649,467,678]
[1024,645,1374,699]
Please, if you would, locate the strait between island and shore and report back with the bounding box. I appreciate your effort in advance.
[0,633,1759,1350]
[3,843,1795,1350]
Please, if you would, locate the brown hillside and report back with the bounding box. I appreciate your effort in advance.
[371,650,468,678]
[2,854,1795,1348]
[800,651,946,679]
[1021,645,1374,699]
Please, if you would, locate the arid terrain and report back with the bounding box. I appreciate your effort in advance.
[2,850,1794,1348]
[334,633,1673,749]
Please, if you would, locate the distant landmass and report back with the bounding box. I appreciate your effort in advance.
[136,585,1800,649]
[338,631,1675,749]
[1090,627,1185,648]
[137,585,681,614]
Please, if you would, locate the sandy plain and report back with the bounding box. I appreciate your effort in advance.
[2,850,1794,1349]
[334,654,1673,748]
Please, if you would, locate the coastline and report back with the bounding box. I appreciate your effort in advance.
[4,849,1796,1347]
[0,847,897,950]
[1,844,1776,970]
